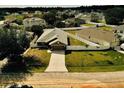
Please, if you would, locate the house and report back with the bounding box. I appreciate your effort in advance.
[34,11,42,15]
[23,17,46,30]
[116,25,124,33]
[116,25,124,41]
[32,28,68,50]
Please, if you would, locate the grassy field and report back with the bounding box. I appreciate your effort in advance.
[68,36,87,46]
[81,23,96,27]
[65,50,124,72]
[67,65,124,72]
[65,30,77,35]
[24,49,51,72]
[98,26,113,31]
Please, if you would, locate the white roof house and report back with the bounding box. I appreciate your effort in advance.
[37,28,68,45]
[32,28,68,50]
[23,17,46,28]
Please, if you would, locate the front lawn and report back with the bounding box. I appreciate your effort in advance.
[65,50,124,72]
[24,49,51,72]
[67,65,124,72]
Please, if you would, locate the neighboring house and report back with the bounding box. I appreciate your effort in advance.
[23,17,46,30]
[116,25,124,41]
[0,21,4,29]
[116,25,124,32]
[22,12,29,15]
[9,23,19,28]
[78,13,91,22]
[32,28,68,50]
[63,18,85,27]
[34,11,42,15]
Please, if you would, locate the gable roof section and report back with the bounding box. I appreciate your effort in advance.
[36,28,68,45]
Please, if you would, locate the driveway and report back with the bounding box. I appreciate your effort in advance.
[45,51,68,72]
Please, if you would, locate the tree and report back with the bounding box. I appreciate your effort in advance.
[91,12,99,22]
[17,31,30,49]
[0,29,30,73]
[104,8,124,25]
[43,12,57,25]
[31,25,43,37]
[54,21,65,28]
[0,29,30,56]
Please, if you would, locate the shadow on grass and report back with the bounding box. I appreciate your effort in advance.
[65,49,113,55]
[0,56,44,87]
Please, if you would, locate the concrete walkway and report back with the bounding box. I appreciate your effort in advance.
[45,51,68,72]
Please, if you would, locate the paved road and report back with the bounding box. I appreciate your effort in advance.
[9,71,124,88]
[87,21,116,27]
[45,51,68,72]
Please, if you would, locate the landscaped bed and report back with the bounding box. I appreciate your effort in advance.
[24,49,51,72]
[65,50,124,72]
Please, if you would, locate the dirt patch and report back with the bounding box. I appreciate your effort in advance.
[77,28,119,46]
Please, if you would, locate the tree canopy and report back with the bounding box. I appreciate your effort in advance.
[0,29,30,56]
[31,25,43,37]
[104,8,124,25]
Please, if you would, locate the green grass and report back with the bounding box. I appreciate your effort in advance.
[24,49,51,72]
[65,30,87,46]
[98,20,106,23]
[81,24,96,27]
[27,67,46,72]
[65,30,77,35]
[67,65,124,72]
[98,26,113,31]
[68,37,87,46]
[65,50,124,72]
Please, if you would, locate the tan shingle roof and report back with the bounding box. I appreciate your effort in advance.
[36,28,68,45]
